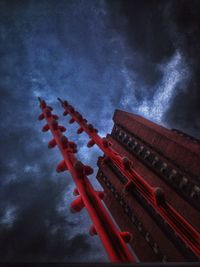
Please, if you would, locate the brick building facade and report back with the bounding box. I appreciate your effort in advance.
[96,110,200,262]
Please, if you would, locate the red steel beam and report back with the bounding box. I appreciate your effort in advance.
[58,98,200,259]
[38,97,136,263]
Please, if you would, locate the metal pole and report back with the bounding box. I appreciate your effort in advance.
[38,98,136,263]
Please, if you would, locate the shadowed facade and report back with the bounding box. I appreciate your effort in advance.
[97,110,200,262]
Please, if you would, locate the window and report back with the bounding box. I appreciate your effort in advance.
[122,133,127,141]
[115,192,120,199]
[110,186,115,193]
[152,156,159,166]
[127,138,133,147]
[123,135,129,144]
[106,181,111,189]
[103,175,107,181]
[98,172,103,178]
[153,243,159,254]
[144,150,150,160]
[114,129,119,137]
[160,162,168,173]
[145,232,150,242]
[179,176,188,188]
[119,198,125,206]
[137,146,144,155]
[168,169,177,180]
[118,131,123,138]
[132,141,138,150]
[190,185,200,199]
[124,205,131,215]
[137,222,143,232]
[131,214,136,223]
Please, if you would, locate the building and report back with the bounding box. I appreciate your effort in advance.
[96,109,200,262]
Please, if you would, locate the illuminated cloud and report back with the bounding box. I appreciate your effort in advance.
[137,51,189,123]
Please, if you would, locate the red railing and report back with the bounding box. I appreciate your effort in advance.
[57,98,200,259]
[38,97,136,263]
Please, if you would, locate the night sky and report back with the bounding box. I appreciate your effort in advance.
[0,0,200,262]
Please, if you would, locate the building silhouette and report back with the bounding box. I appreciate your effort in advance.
[97,109,200,262]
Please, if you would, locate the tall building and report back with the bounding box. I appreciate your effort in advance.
[96,109,200,262]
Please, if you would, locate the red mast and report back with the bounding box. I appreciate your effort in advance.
[38,97,136,263]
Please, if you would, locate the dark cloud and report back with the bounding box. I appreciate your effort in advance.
[106,0,200,137]
[0,175,91,261]
[163,1,200,137]
[0,0,199,262]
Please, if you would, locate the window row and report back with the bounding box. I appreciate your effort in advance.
[113,126,200,204]
[98,171,167,261]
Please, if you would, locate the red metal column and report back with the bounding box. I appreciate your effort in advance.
[38,97,136,263]
[58,98,200,259]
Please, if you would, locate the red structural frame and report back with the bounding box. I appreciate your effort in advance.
[58,98,200,259]
[38,97,136,263]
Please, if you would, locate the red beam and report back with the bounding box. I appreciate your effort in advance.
[38,97,136,263]
[58,98,200,259]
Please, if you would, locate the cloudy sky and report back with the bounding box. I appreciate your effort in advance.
[0,0,200,262]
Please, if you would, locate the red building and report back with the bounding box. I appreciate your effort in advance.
[96,109,200,262]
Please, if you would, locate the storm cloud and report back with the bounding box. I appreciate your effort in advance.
[0,0,199,262]
[107,0,200,137]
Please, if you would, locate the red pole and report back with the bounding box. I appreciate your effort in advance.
[58,98,200,259]
[38,98,136,263]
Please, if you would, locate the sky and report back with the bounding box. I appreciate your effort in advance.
[0,0,200,262]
